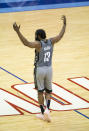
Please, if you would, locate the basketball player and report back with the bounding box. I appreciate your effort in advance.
[13,15,66,122]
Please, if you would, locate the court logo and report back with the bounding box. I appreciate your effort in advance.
[0,77,89,116]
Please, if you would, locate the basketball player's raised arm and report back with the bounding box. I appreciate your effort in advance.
[13,22,40,49]
[51,15,66,45]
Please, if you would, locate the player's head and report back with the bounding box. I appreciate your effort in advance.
[35,29,46,41]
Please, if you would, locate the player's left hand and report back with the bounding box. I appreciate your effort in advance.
[13,22,20,32]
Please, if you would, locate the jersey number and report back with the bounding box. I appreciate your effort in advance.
[44,52,50,62]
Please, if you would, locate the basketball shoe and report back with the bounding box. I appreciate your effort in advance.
[44,108,51,122]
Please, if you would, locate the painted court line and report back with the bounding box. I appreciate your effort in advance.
[0,66,89,119]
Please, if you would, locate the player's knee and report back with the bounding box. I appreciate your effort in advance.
[45,88,52,93]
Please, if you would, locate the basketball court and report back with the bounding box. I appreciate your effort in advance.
[0,1,89,131]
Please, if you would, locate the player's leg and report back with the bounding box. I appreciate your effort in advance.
[38,91,45,114]
[36,67,45,119]
[45,66,52,109]
[34,67,45,115]
[44,66,52,122]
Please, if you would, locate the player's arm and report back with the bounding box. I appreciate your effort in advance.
[51,15,66,45]
[13,22,41,49]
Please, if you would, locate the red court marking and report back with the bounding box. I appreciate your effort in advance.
[68,77,89,91]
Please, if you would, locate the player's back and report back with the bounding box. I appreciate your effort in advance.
[35,39,53,67]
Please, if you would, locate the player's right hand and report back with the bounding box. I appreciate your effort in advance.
[61,15,66,25]
[13,22,20,32]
